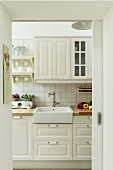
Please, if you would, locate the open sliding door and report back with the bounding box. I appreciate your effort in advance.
[92,21,103,170]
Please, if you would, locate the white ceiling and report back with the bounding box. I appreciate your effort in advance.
[1,1,113,21]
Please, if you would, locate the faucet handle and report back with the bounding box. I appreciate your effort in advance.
[48,92,55,97]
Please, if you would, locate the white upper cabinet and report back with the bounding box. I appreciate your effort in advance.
[71,38,92,80]
[53,38,70,79]
[35,38,70,80]
[35,38,53,79]
[35,37,92,82]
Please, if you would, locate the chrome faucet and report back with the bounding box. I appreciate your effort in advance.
[48,92,60,107]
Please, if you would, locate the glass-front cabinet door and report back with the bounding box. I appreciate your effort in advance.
[71,38,90,79]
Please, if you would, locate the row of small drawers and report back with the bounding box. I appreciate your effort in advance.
[33,116,92,141]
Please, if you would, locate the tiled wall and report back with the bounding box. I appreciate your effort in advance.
[12,82,92,107]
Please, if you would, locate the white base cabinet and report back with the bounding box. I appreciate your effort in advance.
[34,141,72,160]
[12,116,92,161]
[33,124,72,141]
[33,124,72,160]
[12,116,33,160]
[73,140,92,160]
[73,116,92,160]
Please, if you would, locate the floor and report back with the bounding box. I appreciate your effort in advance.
[13,169,91,170]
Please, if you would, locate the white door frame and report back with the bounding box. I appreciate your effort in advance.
[92,20,103,170]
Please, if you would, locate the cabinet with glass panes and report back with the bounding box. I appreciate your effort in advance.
[71,38,92,80]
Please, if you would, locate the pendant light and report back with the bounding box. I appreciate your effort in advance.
[72,21,92,30]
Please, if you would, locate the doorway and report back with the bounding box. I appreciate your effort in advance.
[11,22,102,170]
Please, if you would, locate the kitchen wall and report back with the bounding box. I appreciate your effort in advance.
[12,23,92,107]
[12,82,92,107]
[12,22,92,39]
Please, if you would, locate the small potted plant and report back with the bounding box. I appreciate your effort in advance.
[21,94,34,101]
[88,100,92,110]
[12,93,20,101]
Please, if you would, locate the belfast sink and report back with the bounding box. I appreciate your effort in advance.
[33,107,73,124]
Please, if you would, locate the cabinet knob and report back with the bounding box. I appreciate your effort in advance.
[50,77,52,79]
[53,76,56,79]
[87,116,92,119]
[87,141,92,145]
[86,124,92,128]
[89,76,92,80]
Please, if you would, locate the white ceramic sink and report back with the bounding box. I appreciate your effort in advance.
[33,107,73,123]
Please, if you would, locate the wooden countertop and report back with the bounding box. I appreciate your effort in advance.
[72,107,92,116]
[12,108,35,116]
[12,107,92,116]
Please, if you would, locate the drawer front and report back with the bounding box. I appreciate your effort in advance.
[33,124,72,140]
[34,141,72,160]
[73,116,92,124]
[73,124,92,140]
[73,140,92,160]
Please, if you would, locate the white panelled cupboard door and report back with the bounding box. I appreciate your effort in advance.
[35,38,52,79]
[12,116,33,160]
[53,38,70,79]
[92,21,103,170]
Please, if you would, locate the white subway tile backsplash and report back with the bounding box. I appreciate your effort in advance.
[12,82,92,107]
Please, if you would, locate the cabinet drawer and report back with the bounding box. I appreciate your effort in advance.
[73,116,92,124]
[73,140,92,160]
[73,124,92,140]
[33,124,72,140]
[34,141,72,160]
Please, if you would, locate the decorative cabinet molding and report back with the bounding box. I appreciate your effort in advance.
[35,38,70,81]
[35,37,92,83]
[73,116,92,160]
[35,38,52,79]
[33,124,72,160]
[34,141,72,160]
[71,38,92,80]
[12,116,92,161]
[12,116,33,160]
[53,38,70,79]
[33,124,72,141]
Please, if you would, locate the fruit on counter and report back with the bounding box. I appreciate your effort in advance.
[83,103,89,109]
[77,103,83,109]
[77,102,88,109]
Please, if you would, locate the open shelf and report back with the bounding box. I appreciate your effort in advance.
[77,86,92,93]
[12,72,34,83]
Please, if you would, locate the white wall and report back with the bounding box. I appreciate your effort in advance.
[103,7,113,170]
[0,4,12,170]
[12,22,92,39]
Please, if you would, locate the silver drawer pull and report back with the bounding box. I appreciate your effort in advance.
[87,116,92,119]
[13,116,22,119]
[87,141,92,145]
[48,141,58,145]
[48,125,58,128]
